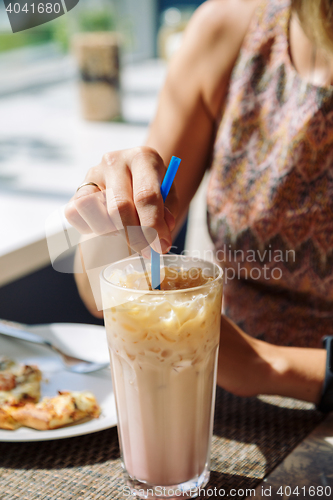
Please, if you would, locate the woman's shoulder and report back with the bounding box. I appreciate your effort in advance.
[188,0,261,45]
[183,0,261,118]
[171,0,261,65]
[163,0,261,121]
[191,0,261,32]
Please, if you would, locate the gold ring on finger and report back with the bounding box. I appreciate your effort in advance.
[76,181,103,193]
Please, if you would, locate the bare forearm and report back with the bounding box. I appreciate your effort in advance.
[217,315,326,405]
[260,342,326,405]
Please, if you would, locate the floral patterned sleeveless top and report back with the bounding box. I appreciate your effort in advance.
[207,0,333,347]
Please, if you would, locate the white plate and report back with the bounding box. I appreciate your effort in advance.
[0,322,117,442]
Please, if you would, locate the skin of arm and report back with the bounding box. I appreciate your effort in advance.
[146,0,261,229]
[218,315,326,405]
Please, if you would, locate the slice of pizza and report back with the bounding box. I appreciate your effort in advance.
[13,391,101,430]
[0,356,42,430]
[0,356,41,402]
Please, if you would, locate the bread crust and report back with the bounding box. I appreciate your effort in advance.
[7,391,101,431]
[0,406,22,430]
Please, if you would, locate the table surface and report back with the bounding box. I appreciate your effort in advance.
[0,388,329,500]
[253,413,333,499]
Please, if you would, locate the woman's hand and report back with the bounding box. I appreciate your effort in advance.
[217,315,326,404]
[65,147,179,253]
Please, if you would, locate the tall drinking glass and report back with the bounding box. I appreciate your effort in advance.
[100,255,223,499]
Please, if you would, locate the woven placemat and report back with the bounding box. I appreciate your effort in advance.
[0,388,325,500]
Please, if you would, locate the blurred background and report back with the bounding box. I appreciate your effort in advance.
[0,0,212,325]
[0,0,205,66]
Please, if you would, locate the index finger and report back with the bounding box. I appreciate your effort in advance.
[130,149,173,252]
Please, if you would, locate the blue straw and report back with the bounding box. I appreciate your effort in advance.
[151,156,181,290]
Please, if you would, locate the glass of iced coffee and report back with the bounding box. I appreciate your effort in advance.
[100,254,223,498]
